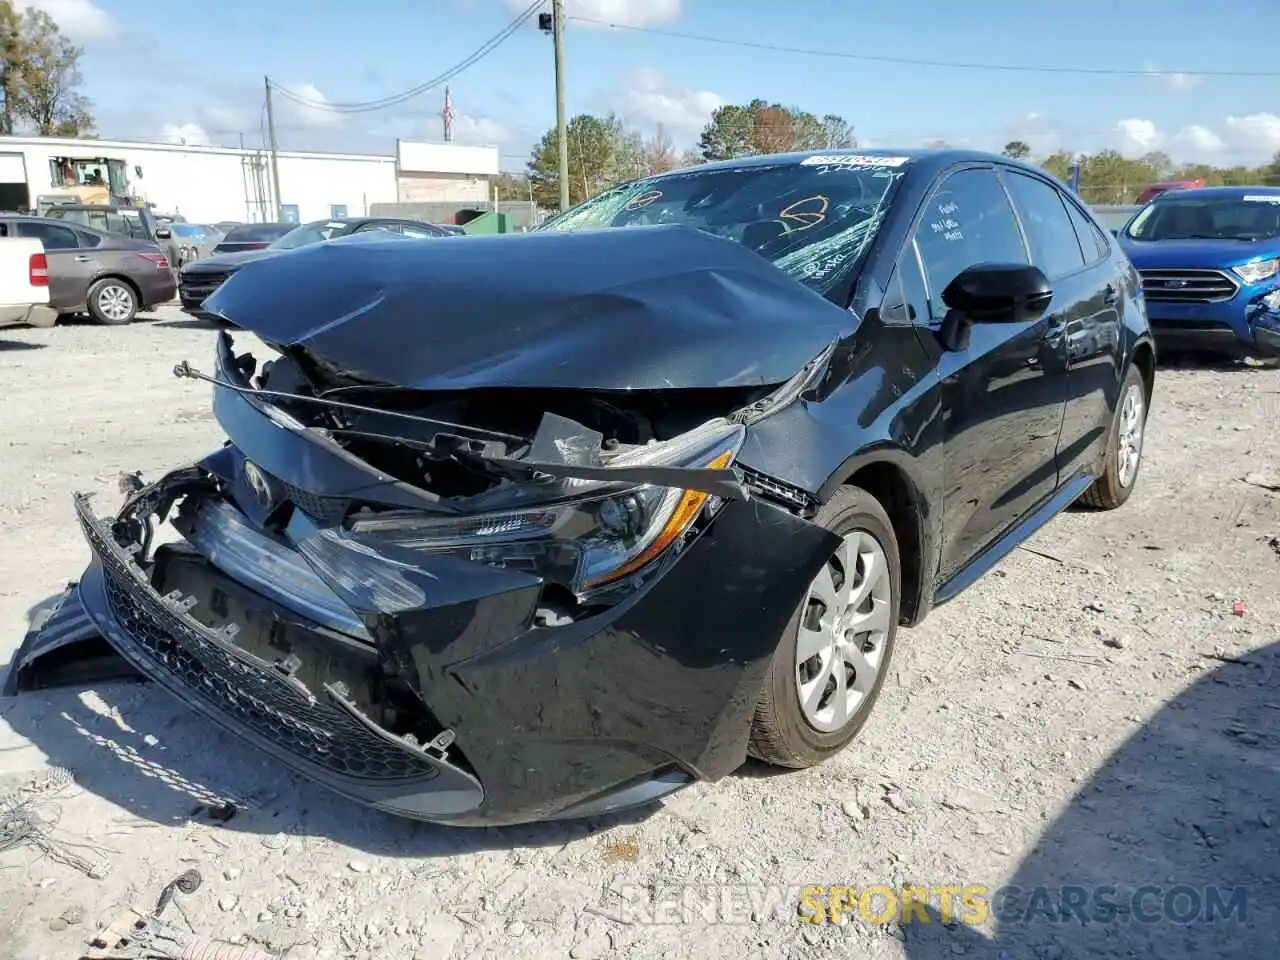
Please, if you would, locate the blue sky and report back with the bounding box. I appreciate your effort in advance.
[28,0,1280,170]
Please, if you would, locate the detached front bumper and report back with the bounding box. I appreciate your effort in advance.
[42,469,836,826]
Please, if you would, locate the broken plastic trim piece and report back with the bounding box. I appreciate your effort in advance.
[175,357,525,444]
[190,349,749,499]
[483,456,748,501]
[323,680,454,763]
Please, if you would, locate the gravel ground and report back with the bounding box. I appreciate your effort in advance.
[1,309,1278,960]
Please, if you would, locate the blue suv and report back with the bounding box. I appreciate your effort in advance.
[1117,186,1280,359]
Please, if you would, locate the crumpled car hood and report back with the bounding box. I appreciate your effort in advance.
[202,223,853,391]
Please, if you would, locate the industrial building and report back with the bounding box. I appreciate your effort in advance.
[0,134,504,225]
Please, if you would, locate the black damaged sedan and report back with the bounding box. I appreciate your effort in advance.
[9,149,1155,826]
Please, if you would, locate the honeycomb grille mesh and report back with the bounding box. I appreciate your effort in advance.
[84,515,438,783]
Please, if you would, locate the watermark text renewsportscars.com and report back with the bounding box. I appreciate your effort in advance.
[602,883,1248,926]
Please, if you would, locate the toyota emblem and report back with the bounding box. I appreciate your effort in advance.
[242,460,274,510]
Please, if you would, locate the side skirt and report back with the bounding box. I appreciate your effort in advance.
[933,470,1096,607]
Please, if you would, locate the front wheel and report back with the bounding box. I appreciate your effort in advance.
[749,485,901,769]
[87,278,138,326]
[1079,364,1148,510]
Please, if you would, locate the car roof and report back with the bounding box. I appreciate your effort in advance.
[0,214,147,243]
[1145,185,1280,201]
[301,216,430,226]
[653,147,1049,180]
[46,203,142,211]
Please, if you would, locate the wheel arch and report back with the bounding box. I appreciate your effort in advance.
[91,272,143,306]
[818,450,932,627]
[1131,337,1155,404]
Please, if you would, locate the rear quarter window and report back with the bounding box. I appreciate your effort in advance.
[1064,200,1110,264]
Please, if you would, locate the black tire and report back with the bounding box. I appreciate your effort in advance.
[749,485,901,768]
[1079,364,1148,510]
[86,278,138,326]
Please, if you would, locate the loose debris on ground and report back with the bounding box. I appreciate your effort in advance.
[1,313,1278,959]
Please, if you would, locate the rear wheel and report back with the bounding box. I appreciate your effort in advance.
[749,485,901,768]
[1079,364,1147,510]
[87,278,137,326]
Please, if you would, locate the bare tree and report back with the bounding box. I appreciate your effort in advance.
[10,8,94,136]
[643,124,679,175]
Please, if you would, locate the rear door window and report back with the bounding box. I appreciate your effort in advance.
[17,220,81,250]
[1002,171,1086,279]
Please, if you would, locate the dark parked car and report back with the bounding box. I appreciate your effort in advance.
[211,222,293,255]
[0,216,175,324]
[9,149,1153,825]
[183,217,449,315]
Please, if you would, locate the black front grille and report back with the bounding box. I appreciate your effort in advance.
[81,508,439,783]
[179,277,227,298]
[1139,268,1239,303]
[282,483,350,525]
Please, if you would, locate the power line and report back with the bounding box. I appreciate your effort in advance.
[271,1,542,114]
[567,16,1280,78]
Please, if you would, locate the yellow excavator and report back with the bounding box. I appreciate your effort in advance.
[36,156,144,211]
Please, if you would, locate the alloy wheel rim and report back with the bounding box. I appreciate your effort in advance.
[795,529,892,733]
[1116,384,1145,489]
[99,285,133,321]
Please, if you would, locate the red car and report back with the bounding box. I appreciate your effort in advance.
[1136,179,1206,204]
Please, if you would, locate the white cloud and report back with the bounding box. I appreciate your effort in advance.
[1143,63,1202,92]
[507,0,681,28]
[413,111,512,146]
[608,68,723,143]
[1115,118,1161,153]
[1102,114,1280,164]
[1223,113,1280,160]
[275,83,345,129]
[20,0,118,42]
[159,123,211,147]
[1171,124,1224,161]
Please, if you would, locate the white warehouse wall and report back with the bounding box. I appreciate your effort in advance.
[0,136,398,224]
[274,153,397,222]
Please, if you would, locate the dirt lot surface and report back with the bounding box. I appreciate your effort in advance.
[1,309,1278,960]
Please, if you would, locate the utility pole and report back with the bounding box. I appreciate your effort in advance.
[264,75,283,221]
[551,0,569,212]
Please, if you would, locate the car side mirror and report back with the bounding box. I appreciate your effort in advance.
[937,263,1053,352]
[154,227,171,240]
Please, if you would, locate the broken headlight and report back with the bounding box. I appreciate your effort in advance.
[347,421,745,597]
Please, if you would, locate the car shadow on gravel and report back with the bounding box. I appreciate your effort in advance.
[0,338,45,351]
[900,641,1279,960]
[0,602,653,858]
[1157,350,1280,372]
[150,318,223,331]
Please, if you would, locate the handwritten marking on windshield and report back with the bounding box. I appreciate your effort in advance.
[625,190,664,211]
[780,195,829,232]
